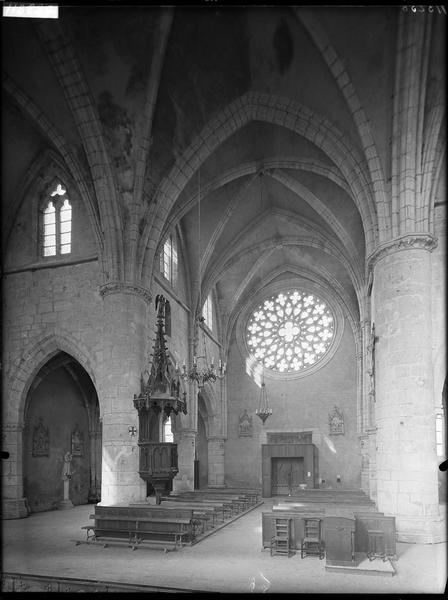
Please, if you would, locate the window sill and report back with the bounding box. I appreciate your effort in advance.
[3,254,99,275]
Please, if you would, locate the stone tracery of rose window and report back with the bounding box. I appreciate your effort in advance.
[246,290,335,373]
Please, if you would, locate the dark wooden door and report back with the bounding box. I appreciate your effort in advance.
[271,457,304,495]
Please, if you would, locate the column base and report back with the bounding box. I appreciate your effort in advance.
[58,499,74,510]
[396,513,446,543]
[2,498,29,519]
[172,476,194,493]
[207,484,227,489]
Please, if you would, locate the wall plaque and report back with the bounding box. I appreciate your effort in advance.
[267,432,312,444]
[329,406,344,435]
[238,409,253,437]
[71,426,84,456]
[32,418,49,457]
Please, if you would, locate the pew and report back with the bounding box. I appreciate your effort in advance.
[262,509,397,562]
[154,501,216,530]
[162,496,232,519]
[81,505,196,552]
[127,505,207,535]
[168,492,249,513]
[354,512,396,560]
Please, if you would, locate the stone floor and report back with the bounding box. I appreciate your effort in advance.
[2,499,447,594]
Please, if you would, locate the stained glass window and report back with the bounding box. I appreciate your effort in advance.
[246,290,335,373]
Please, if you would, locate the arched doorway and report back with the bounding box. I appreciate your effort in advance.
[23,352,101,513]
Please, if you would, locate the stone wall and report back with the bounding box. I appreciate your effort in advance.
[23,367,91,512]
[2,260,103,515]
[224,319,360,490]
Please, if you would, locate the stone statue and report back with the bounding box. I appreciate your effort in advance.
[60,452,74,509]
[62,452,72,481]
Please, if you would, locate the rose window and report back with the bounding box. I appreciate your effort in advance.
[246,290,335,373]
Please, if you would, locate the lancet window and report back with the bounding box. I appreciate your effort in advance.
[202,293,213,331]
[160,233,178,286]
[41,183,72,257]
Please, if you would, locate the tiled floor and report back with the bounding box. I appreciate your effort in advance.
[2,500,447,594]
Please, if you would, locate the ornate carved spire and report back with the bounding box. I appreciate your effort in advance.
[134,294,187,419]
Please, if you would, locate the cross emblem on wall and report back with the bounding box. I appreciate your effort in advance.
[128,426,137,437]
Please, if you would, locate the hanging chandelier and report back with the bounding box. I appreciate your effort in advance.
[255,369,272,424]
[254,175,271,423]
[179,316,226,388]
[178,168,226,389]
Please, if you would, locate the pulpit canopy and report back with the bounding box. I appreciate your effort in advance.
[133,294,187,420]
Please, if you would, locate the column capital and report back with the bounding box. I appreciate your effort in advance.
[367,233,438,271]
[98,281,152,304]
[2,422,25,434]
[206,435,227,442]
[175,428,197,437]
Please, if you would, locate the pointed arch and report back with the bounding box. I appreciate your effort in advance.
[139,92,378,287]
[7,331,99,427]
[1,76,104,262]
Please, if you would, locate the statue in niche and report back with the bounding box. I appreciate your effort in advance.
[62,452,73,480]
[71,426,84,457]
[329,406,344,435]
[238,409,253,437]
[32,418,50,457]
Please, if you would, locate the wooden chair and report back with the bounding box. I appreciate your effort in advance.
[301,517,324,559]
[270,516,293,557]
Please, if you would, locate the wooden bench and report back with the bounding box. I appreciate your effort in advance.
[162,498,228,523]
[155,502,214,530]
[174,491,250,511]
[227,489,260,505]
[79,524,188,552]
[127,505,206,535]
[167,494,243,515]
[82,513,194,551]
[162,496,231,520]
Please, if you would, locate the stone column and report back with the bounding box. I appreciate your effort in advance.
[1,422,28,519]
[172,429,196,492]
[98,284,150,506]
[207,436,226,488]
[88,428,102,503]
[359,434,369,495]
[371,236,442,542]
[366,426,378,503]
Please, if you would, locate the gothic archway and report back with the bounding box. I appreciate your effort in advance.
[23,352,101,513]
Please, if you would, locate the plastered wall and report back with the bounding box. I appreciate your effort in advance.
[23,367,91,512]
[224,319,360,490]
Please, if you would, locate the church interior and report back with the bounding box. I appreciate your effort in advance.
[1,4,446,594]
